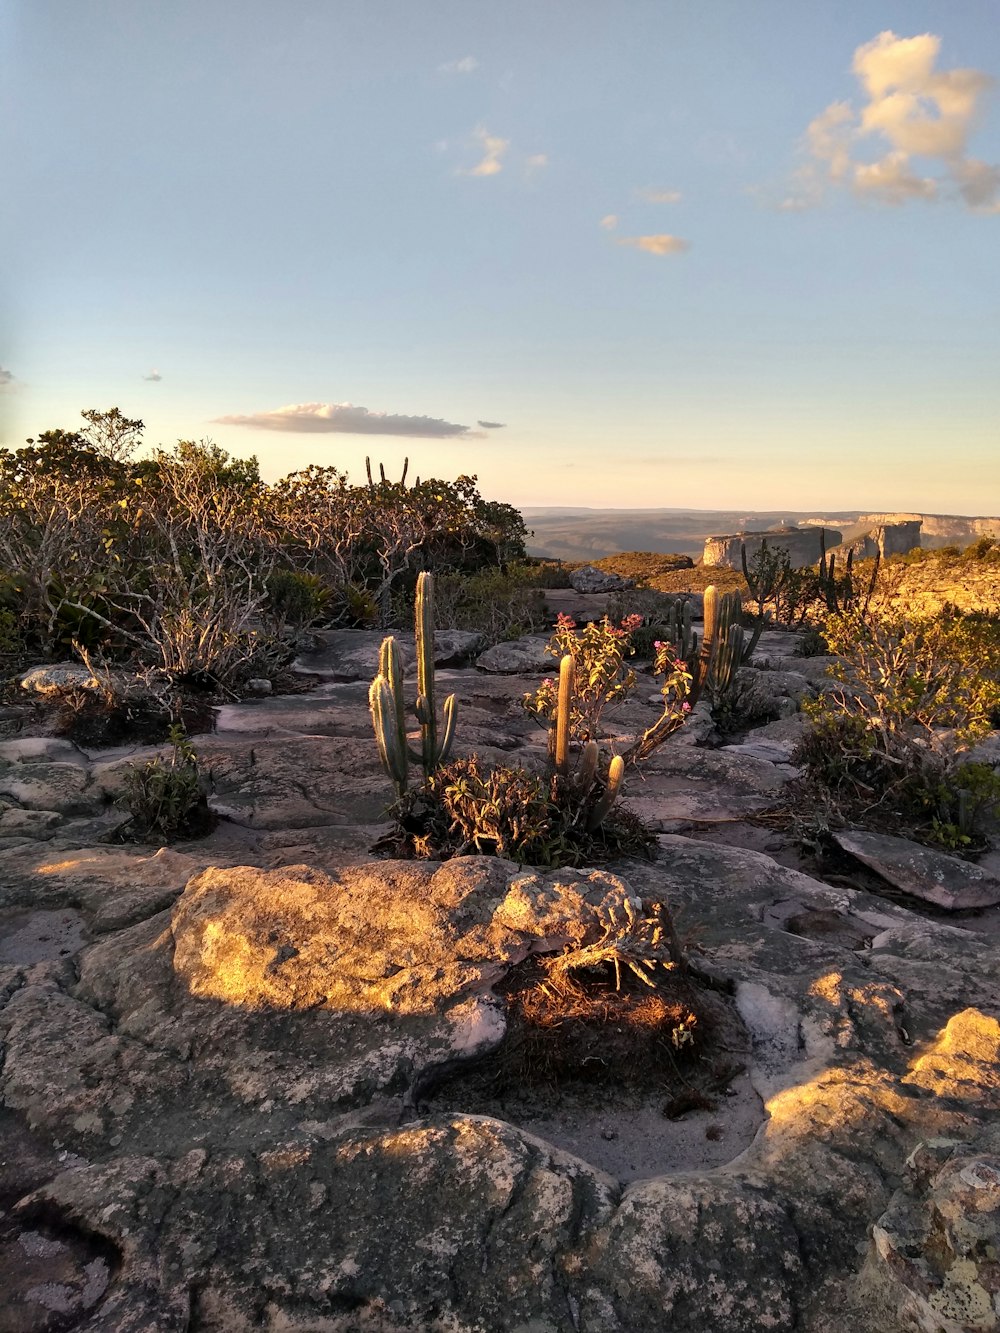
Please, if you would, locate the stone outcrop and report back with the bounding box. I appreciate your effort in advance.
[1,624,999,1332]
[568,565,635,593]
[840,520,922,561]
[703,526,843,570]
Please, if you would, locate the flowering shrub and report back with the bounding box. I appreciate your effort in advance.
[523,614,643,743]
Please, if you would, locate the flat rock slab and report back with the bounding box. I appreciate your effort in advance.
[834,830,1000,911]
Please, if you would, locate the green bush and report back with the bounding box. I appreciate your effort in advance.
[266,568,332,629]
[117,728,215,841]
[424,566,548,644]
[796,604,1000,847]
[383,754,654,867]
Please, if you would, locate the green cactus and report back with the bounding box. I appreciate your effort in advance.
[370,571,458,796]
[546,653,625,830]
[818,531,880,615]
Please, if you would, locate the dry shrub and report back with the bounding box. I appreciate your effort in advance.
[491,955,704,1093]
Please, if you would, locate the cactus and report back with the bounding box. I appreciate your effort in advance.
[818,533,880,615]
[741,539,787,621]
[370,571,457,796]
[587,754,625,830]
[545,654,625,829]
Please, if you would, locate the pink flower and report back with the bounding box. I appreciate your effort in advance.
[682,702,692,713]
[555,613,577,629]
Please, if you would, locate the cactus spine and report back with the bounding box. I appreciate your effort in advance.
[370,571,458,796]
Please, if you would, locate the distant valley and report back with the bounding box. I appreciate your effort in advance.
[521,508,1000,562]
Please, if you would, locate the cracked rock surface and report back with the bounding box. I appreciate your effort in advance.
[1,628,999,1331]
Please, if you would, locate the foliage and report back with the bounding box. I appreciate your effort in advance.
[383,754,656,867]
[427,565,548,644]
[741,540,790,621]
[522,613,642,743]
[266,568,333,632]
[0,408,529,682]
[0,606,21,654]
[821,607,1000,744]
[796,604,1000,848]
[117,727,214,841]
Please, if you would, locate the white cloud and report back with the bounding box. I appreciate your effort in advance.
[599,214,619,231]
[0,367,13,387]
[635,187,682,203]
[215,402,484,439]
[784,31,1000,211]
[614,233,690,256]
[477,420,505,429]
[439,55,478,74]
[525,153,548,174]
[462,125,509,177]
[143,369,162,382]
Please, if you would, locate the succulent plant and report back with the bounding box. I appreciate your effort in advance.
[369,571,457,796]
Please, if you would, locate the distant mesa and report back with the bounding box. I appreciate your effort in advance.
[702,518,927,570]
[703,526,844,570]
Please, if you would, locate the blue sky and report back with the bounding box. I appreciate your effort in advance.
[2,1,999,513]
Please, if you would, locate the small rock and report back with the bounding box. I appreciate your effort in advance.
[246,679,273,696]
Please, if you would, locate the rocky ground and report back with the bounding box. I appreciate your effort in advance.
[1,612,999,1333]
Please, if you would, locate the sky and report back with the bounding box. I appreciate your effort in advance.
[2,1,999,514]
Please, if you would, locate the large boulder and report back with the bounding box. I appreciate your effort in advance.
[834,830,1000,911]
[476,636,556,674]
[568,565,635,594]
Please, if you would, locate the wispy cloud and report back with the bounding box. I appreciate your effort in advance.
[143,368,162,382]
[783,31,1000,211]
[615,234,690,256]
[635,187,682,204]
[599,214,619,231]
[462,125,509,177]
[477,420,506,429]
[525,153,549,175]
[0,367,13,388]
[439,55,478,75]
[215,402,484,439]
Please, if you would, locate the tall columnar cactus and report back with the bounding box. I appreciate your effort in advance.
[551,654,575,775]
[694,585,764,706]
[546,654,625,830]
[818,532,880,615]
[369,571,458,796]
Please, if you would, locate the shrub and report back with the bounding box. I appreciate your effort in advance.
[116,728,215,841]
[428,566,548,644]
[382,754,655,867]
[266,568,332,630]
[796,604,1000,847]
[522,614,642,743]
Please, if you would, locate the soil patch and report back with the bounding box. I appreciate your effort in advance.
[423,956,762,1180]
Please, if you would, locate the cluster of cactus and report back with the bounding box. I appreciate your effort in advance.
[818,533,880,614]
[740,538,787,620]
[369,571,457,797]
[549,653,626,831]
[698,585,764,705]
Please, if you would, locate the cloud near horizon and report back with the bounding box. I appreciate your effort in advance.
[614,233,690,256]
[215,402,485,439]
[784,31,1000,211]
[143,369,162,381]
[0,367,13,387]
[477,420,505,429]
